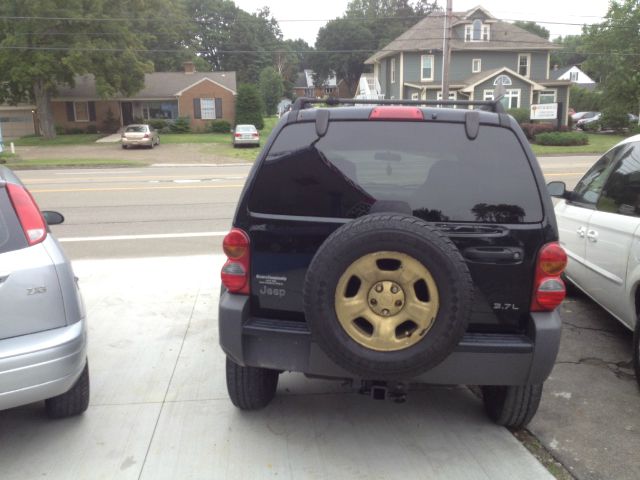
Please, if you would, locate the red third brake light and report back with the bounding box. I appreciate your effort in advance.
[6,183,47,246]
[369,106,424,121]
[531,242,568,311]
[221,228,250,294]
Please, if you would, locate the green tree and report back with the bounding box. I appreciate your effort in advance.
[236,84,264,129]
[259,67,284,116]
[311,19,375,96]
[550,35,588,70]
[513,21,550,40]
[187,1,282,83]
[582,0,640,117]
[0,0,183,138]
[569,85,602,112]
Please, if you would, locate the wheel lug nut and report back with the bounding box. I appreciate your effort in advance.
[375,284,383,293]
[370,299,377,305]
[391,286,398,294]
[395,300,403,307]
[382,309,390,316]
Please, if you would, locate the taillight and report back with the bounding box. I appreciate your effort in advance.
[252,133,259,138]
[6,183,47,245]
[221,228,250,294]
[143,133,150,138]
[369,106,424,121]
[531,242,568,311]
[235,133,242,137]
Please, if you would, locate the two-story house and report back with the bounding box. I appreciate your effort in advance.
[365,6,571,125]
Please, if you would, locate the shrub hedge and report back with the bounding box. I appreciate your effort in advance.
[169,117,191,133]
[208,119,231,133]
[534,131,589,146]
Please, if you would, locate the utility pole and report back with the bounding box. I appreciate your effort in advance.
[441,0,452,100]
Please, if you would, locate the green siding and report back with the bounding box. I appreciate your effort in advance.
[531,52,548,80]
[403,52,442,83]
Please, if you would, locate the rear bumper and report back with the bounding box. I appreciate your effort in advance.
[233,138,260,145]
[122,138,153,146]
[0,319,87,411]
[218,292,562,385]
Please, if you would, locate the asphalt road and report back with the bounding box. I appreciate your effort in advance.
[17,155,597,260]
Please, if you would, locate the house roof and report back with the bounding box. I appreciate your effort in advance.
[365,9,559,64]
[293,70,338,89]
[549,66,573,80]
[54,72,237,100]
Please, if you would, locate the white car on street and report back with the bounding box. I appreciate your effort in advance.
[550,135,640,386]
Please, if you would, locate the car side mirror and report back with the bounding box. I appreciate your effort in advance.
[42,211,64,225]
[547,181,568,198]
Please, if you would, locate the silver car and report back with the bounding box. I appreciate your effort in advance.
[232,124,260,148]
[0,166,89,418]
[121,124,160,149]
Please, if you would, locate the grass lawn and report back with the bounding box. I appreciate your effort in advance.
[2,157,144,170]
[531,133,625,155]
[12,134,107,146]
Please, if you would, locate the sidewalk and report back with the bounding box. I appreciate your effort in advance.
[0,255,553,480]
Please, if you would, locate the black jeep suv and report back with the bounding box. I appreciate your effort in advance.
[219,98,566,428]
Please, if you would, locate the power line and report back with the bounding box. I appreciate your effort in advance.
[0,45,635,57]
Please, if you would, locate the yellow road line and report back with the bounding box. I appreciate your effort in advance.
[31,184,244,193]
[23,174,245,183]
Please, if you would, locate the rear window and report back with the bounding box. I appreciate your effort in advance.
[248,121,543,223]
[236,125,256,132]
[0,188,28,254]
[126,126,147,133]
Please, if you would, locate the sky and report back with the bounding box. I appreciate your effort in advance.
[234,0,612,46]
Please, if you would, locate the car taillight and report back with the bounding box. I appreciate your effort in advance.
[252,133,259,138]
[143,133,150,138]
[369,106,424,121]
[235,133,242,137]
[531,242,567,311]
[221,228,250,294]
[6,183,47,245]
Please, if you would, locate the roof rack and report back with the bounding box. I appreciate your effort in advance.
[291,97,505,114]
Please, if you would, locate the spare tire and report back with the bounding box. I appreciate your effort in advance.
[304,214,473,379]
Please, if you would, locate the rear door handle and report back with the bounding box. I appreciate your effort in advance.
[463,247,524,263]
[586,230,598,242]
[577,226,587,238]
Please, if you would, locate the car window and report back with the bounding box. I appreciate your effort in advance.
[249,121,543,223]
[0,189,28,254]
[597,143,640,217]
[571,147,620,206]
[236,126,255,132]
[126,126,146,133]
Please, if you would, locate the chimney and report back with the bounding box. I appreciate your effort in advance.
[183,61,196,74]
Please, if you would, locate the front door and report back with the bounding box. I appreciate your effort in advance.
[121,102,133,126]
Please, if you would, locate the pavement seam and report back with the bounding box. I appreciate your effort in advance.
[136,284,202,480]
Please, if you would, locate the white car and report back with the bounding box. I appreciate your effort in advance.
[550,134,640,386]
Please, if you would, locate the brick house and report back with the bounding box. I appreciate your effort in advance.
[51,63,237,132]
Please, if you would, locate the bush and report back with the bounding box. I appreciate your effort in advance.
[169,116,191,133]
[102,108,120,133]
[508,108,530,125]
[601,108,631,133]
[534,131,589,146]
[520,122,555,140]
[581,120,602,132]
[66,127,85,134]
[208,119,231,133]
[259,67,284,116]
[236,84,265,130]
[628,124,640,137]
[570,85,603,112]
[148,119,167,130]
[55,125,65,135]
[86,124,98,134]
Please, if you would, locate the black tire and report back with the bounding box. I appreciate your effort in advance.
[226,357,279,410]
[481,384,543,428]
[121,144,127,149]
[633,318,640,390]
[304,214,473,379]
[45,362,90,419]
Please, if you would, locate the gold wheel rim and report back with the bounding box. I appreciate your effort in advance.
[334,251,440,352]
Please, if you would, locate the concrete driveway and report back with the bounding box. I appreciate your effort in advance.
[0,255,552,480]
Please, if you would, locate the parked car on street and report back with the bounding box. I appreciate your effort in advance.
[0,166,89,418]
[575,112,601,130]
[550,134,640,387]
[219,97,567,428]
[121,124,160,149]
[232,124,260,148]
[572,111,599,123]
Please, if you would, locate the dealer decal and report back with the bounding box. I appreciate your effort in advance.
[256,274,287,297]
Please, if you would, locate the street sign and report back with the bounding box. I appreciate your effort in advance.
[531,103,558,120]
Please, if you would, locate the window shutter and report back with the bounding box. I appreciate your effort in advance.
[215,98,222,119]
[66,102,75,121]
[193,98,201,119]
[88,102,96,121]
